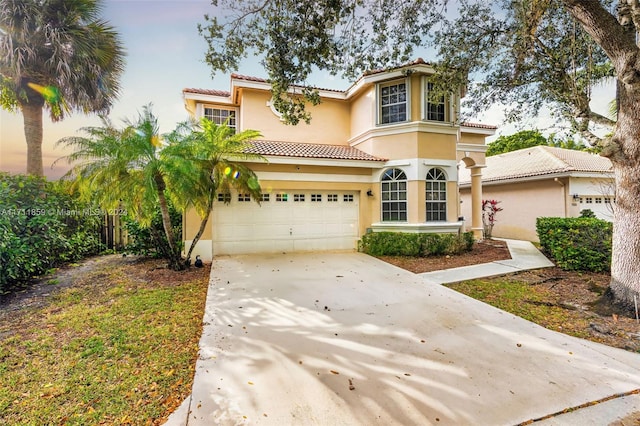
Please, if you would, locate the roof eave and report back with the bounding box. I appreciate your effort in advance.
[239,155,387,168]
[459,170,613,188]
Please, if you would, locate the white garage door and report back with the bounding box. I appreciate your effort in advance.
[212,191,359,255]
[579,196,614,221]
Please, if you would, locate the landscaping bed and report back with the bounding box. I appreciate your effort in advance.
[378,239,511,273]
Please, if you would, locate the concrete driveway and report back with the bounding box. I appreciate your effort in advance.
[185,252,640,425]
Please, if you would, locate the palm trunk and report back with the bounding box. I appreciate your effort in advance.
[186,196,214,264]
[154,173,184,270]
[22,102,44,177]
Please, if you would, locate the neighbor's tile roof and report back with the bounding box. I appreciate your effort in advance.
[183,88,231,97]
[459,146,612,185]
[461,122,498,130]
[245,140,387,162]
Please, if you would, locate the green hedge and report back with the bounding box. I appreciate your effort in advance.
[0,173,104,294]
[123,203,182,258]
[358,231,474,257]
[536,217,612,272]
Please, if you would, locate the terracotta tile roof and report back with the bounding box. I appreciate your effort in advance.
[231,73,346,94]
[244,140,386,162]
[183,88,231,97]
[461,122,498,130]
[362,58,432,77]
[459,146,612,185]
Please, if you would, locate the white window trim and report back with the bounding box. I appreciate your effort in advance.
[376,78,411,126]
[202,105,238,130]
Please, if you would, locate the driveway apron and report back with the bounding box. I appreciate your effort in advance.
[185,252,640,425]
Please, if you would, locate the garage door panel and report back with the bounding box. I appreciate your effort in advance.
[213,191,359,255]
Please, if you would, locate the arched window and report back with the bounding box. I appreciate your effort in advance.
[381,168,407,221]
[426,168,447,221]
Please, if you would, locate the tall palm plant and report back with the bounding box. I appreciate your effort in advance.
[56,105,185,270]
[0,0,124,176]
[163,118,264,264]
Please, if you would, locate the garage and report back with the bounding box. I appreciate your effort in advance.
[578,195,615,221]
[212,190,360,255]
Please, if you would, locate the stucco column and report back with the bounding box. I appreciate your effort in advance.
[469,165,485,240]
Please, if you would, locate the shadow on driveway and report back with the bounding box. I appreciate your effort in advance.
[187,252,640,425]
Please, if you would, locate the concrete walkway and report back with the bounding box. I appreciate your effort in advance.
[420,239,554,284]
[166,240,640,425]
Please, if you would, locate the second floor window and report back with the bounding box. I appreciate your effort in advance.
[379,81,407,124]
[204,107,236,131]
[426,82,446,122]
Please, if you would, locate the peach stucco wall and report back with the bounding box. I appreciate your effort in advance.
[238,88,351,144]
[460,179,567,241]
[350,87,374,137]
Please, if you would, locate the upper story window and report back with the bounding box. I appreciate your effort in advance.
[425,82,446,122]
[426,167,447,221]
[204,107,236,131]
[381,168,407,221]
[379,81,408,124]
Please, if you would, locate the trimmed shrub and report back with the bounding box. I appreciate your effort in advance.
[0,173,104,293]
[536,217,612,272]
[359,231,474,257]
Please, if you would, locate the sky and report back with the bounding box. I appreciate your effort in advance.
[0,0,616,179]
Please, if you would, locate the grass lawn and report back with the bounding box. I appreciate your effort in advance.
[447,278,591,339]
[446,268,640,353]
[0,255,210,425]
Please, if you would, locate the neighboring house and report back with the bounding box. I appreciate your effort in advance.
[182,59,496,259]
[459,146,614,242]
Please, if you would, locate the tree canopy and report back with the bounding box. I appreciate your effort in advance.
[486,130,595,156]
[199,0,614,142]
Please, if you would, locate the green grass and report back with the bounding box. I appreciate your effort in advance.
[0,260,209,425]
[446,279,591,339]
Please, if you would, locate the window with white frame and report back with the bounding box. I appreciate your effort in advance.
[204,107,236,131]
[294,194,305,202]
[238,193,250,202]
[425,82,446,122]
[217,193,231,203]
[343,194,354,202]
[381,168,407,221]
[327,194,338,202]
[426,168,447,221]
[379,81,407,124]
[260,193,270,202]
[311,194,322,202]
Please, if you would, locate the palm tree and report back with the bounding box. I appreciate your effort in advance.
[162,118,264,265]
[0,0,124,176]
[56,105,185,270]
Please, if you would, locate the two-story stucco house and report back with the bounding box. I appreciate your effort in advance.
[182,59,496,260]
